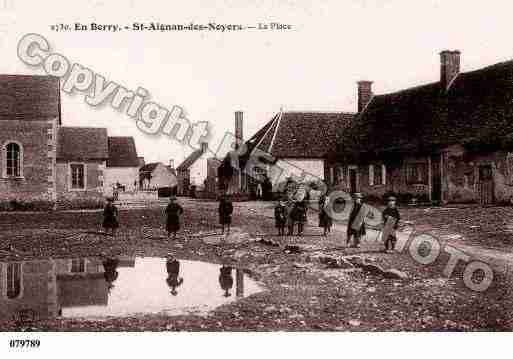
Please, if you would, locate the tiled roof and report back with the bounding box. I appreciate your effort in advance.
[0,74,60,123]
[247,112,354,159]
[338,59,513,158]
[139,162,160,173]
[107,137,139,167]
[57,127,109,161]
[176,149,203,171]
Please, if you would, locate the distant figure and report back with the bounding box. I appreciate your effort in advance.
[218,194,234,235]
[318,192,333,236]
[166,255,184,296]
[219,265,234,297]
[274,199,287,236]
[382,196,400,252]
[347,193,368,248]
[256,183,263,200]
[262,175,273,201]
[165,196,184,239]
[103,197,119,236]
[103,257,119,291]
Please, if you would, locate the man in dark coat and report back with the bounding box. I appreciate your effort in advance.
[382,196,401,252]
[165,196,184,239]
[219,194,234,235]
[347,193,368,248]
[219,265,234,297]
[318,192,333,236]
[102,197,119,236]
[166,255,184,296]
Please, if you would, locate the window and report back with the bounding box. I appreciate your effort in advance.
[70,164,85,189]
[6,262,22,299]
[369,164,386,186]
[5,142,21,177]
[71,258,85,273]
[407,162,428,185]
[336,166,345,184]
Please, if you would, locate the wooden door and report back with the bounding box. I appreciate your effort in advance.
[349,168,357,194]
[431,154,442,203]
[478,165,494,205]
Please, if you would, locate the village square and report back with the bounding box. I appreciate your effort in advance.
[0,45,513,332]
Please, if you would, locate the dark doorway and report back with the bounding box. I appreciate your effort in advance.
[478,165,494,205]
[431,154,442,203]
[349,168,357,194]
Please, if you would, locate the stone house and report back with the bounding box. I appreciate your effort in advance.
[240,111,354,192]
[139,162,177,190]
[331,50,513,205]
[0,74,138,208]
[104,136,140,193]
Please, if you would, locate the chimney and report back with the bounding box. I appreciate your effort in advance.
[234,111,243,150]
[169,159,174,168]
[357,81,373,113]
[138,157,145,167]
[200,141,208,154]
[440,50,460,89]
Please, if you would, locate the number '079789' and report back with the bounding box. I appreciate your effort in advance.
[9,339,40,348]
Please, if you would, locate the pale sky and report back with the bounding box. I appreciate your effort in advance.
[1,0,513,164]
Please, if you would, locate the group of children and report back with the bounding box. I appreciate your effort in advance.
[102,191,401,251]
[274,191,401,252]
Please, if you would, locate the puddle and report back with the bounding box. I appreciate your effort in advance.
[0,256,262,322]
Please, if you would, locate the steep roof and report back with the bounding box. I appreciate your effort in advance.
[247,111,354,159]
[176,149,204,171]
[107,136,139,167]
[0,74,61,123]
[139,162,160,173]
[57,127,109,161]
[338,59,513,159]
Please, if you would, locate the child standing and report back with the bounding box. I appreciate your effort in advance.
[165,196,184,239]
[219,194,234,235]
[318,192,333,236]
[382,196,401,252]
[274,200,287,236]
[102,197,119,236]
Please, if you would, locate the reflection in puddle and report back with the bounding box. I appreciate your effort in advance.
[0,257,261,322]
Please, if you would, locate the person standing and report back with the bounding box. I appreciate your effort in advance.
[219,194,234,235]
[102,197,119,236]
[219,265,234,297]
[166,255,184,296]
[382,196,401,252]
[346,193,368,248]
[274,199,287,236]
[318,192,333,236]
[165,196,184,239]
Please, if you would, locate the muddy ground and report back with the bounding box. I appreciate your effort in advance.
[0,199,512,331]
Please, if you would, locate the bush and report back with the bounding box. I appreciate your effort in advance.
[56,198,104,210]
[0,199,55,212]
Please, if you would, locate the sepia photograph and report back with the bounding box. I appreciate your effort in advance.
[0,0,512,357]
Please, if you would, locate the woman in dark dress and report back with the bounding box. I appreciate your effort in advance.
[219,265,234,297]
[166,255,184,296]
[318,192,333,236]
[165,196,184,239]
[290,200,307,236]
[218,195,233,235]
[103,197,119,236]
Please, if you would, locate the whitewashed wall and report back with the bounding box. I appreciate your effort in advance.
[104,167,139,192]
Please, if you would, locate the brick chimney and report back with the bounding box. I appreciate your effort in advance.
[234,111,244,150]
[169,159,174,168]
[357,81,373,113]
[200,141,208,154]
[138,156,145,167]
[440,50,460,89]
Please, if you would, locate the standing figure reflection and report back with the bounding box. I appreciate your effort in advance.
[166,255,183,296]
[219,265,233,297]
[103,257,119,292]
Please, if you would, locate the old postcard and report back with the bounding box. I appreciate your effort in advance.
[0,0,511,357]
